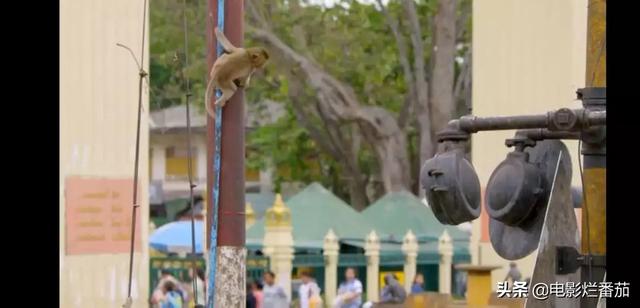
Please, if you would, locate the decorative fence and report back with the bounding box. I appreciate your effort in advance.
[149,252,469,298]
[149,255,270,297]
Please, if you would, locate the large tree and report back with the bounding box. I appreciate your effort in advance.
[244,0,471,210]
[148,0,471,211]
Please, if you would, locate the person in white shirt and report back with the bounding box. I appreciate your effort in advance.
[335,268,363,308]
[262,271,289,308]
[298,272,322,308]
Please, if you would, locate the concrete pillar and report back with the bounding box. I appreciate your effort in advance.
[438,230,453,294]
[470,218,481,265]
[151,144,166,181]
[455,264,500,305]
[323,229,339,306]
[149,221,156,234]
[402,230,419,293]
[196,140,207,182]
[263,194,294,300]
[259,165,274,193]
[364,230,380,302]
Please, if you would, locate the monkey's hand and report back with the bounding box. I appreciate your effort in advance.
[234,71,253,89]
[233,78,246,88]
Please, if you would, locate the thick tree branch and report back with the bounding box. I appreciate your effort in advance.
[402,0,435,166]
[245,0,270,30]
[456,0,471,42]
[289,75,369,208]
[398,87,415,128]
[289,0,318,63]
[430,0,457,134]
[453,47,471,108]
[288,83,339,158]
[246,13,412,196]
[376,0,415,129]
[462,51,472,113]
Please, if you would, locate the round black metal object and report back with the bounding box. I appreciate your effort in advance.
[550,108,578,131]
[485,150,546,226]
[489,140,572,260]
[420,148,481,225]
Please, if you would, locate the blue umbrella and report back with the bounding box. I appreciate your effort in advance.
[150,220,204,253]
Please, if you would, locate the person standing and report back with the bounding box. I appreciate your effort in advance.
[160,280,184,308]
[151,270,184,307]
[411,273,425,294]
[262,271,289,308]
[247,282,258,308]
[504,262,522,286]
[380,274,406,303]
[335,268,363,308]
[251,280,264,308]
[298,272,322,308]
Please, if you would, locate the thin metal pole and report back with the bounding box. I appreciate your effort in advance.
[124,0,148,306]
[180,0,201,304]
[206,0,225,307]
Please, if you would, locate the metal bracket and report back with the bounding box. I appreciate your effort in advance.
[556,246,581,274]
[505,135,537,152]
[556,246,606,275]
[577,87,606,155]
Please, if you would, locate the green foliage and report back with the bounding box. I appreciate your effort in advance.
[150,0,208,111]
[149,0,471,196]
[246,105,334,192]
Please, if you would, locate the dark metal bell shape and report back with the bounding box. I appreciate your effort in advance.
[485,151,546,227]
[420,148,481,225]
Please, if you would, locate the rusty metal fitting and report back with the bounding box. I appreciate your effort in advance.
[505,135,537,152]
[436,120,471,142]
[548,108,579,131]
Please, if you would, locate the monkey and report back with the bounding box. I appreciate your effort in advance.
[204,27,269,118]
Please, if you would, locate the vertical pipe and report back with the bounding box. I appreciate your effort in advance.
[207,0,246,306]
[205,3,216,306]
[205,0,217,300]
[585,0,606,88]
[125,0,148,305]
[581,1,606,307]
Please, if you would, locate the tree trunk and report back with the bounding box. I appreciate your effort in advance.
[374,133,411,192]
[430,0,458,134]
[348,176,369,212]
[246,25,412,197]
[400,0,434,168]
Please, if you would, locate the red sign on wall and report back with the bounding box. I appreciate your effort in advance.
[65,177,142,255]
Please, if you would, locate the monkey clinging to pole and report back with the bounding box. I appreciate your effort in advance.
[204,27,269,118]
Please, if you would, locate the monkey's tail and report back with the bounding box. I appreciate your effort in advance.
[214,27,236,53]
[204,76,216,119]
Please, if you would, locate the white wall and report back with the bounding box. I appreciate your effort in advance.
[60,0,150,306]
[471,0,588,290]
